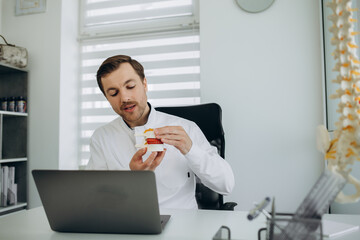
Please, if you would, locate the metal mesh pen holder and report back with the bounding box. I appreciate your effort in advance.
[258,215,323,240]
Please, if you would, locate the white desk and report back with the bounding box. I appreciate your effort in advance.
[1,207,360,240]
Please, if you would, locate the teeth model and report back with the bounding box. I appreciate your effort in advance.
[317,0,360,203]
[135,128,164,152]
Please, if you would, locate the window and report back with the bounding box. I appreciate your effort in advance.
[79,0,200,166]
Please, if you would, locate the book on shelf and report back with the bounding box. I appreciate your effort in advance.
[0,166,17,207]
[8,167,16,205]
[0,168,2,206]
[1,166,8,207]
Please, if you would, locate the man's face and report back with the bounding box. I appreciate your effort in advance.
[101,63,150,128]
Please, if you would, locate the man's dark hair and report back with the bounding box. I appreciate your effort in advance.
[96,55,145,95]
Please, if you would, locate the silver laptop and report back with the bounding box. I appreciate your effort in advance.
[32,170,170,234]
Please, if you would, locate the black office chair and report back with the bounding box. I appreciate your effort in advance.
[156,103,237,210]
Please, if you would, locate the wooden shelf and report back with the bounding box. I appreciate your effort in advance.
[0,202,27,213]
[0,111,27,117]
[0,158,27,163]
[0,63,28,216]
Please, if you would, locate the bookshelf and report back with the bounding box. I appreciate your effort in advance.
[0,63,28,215]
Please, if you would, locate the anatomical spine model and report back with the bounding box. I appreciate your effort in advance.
[318,0,360,203]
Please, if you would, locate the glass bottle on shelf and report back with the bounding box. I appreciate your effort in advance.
[8,97,15,112]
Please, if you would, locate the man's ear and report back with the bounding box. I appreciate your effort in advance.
[143,77,148,92]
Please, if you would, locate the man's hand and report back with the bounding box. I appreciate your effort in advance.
[129,148,166,171]
[155,126,192,155]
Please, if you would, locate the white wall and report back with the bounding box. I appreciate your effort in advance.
[58,0,79,170]
[0,0,2,33]
[200,0,325,212]
[1,0,78,208]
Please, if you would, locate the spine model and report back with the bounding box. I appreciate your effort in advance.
[320,0,360,203]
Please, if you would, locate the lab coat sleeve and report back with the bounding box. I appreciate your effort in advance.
[184,122,235,195]
[86,133,109,170]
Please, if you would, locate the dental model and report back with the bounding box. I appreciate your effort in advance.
[135,128,164,152]
[317,0,360,203]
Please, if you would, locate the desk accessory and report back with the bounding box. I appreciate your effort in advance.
[213,226,231,240]
[252,169,347,240]
[212,197,271,239]
[275,169,346,240]
[265,216,323,240]
[247,197,271,220]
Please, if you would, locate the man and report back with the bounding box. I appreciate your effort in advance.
[86,55,234,209]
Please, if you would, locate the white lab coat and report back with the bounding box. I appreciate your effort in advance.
[86,105,235,209]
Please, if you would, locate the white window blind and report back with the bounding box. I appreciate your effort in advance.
[80,0,199,36]
[79,0,200,166]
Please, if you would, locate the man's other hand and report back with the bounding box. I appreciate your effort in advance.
[129,148,166,171]
[154,126,192,155]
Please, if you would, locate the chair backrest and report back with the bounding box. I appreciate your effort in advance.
[156,103,225,209]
